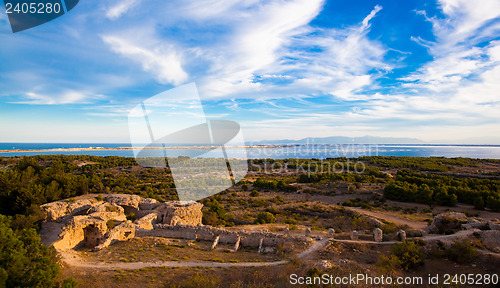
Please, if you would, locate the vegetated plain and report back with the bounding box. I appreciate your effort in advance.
[0,155,499,287]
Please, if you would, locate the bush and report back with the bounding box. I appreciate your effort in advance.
[385,241,425,271]
[255,212,276,224]
[202,211,218,226]
[378,255,401,274]
[445,239,478,264]
[61,277,79,288]
[250,190,260,197]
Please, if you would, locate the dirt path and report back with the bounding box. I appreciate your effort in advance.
[298,238,329,259]
[347,207,427,229]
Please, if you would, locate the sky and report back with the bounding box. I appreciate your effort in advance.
[1,0,500,144]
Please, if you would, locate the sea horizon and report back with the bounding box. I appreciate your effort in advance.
[1,142,500,159]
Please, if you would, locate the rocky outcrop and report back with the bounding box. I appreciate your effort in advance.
[88,202,124,214]
[158,201,203,226]
[53,216,107,250]
[487,221,500,231]
[426,212,468,234]
[135,213,158,230]
[315,260,333,270]
[397,230,406,241]
[478,230,500,251]
[139,197,160,210]
[95,222,136,251]
[104,194,141,215]
[41,197,101,222]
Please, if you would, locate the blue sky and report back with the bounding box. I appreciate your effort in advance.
[1,0,500,143]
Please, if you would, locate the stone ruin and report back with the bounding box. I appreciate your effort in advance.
[396,229,406,241]
[41,194,203,251]
[40,194,307,253]
[373,228,383,242]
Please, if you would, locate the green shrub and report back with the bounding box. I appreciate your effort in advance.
[445,239,478,264]
[377,255,401,274]
[250,190,260,197]
[255,212,276,224]
[61,277,79,288]
[381,241,425,271]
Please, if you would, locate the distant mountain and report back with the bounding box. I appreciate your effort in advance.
[250,135,425,145]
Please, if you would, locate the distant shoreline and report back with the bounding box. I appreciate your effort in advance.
[0,146,249,153]
[1,143,500,154]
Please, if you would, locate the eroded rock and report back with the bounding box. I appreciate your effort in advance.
[426,212,468,234]
[373,228,383,242]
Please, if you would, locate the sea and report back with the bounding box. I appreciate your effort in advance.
[1,143,500,159]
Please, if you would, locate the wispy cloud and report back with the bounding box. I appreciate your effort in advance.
[12,90,104,105]
[102,35,188,86]
[106,0,142,20]
[402,0,500,94]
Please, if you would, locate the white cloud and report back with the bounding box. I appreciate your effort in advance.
[198,0,326,97]
[403,0,500,93]
[196,3,389,101]
[13,90,102,105]
[102,35,188,86]
[106,0,142,20]
[99,1,388,102]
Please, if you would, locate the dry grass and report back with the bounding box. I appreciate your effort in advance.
[77,237,282,264]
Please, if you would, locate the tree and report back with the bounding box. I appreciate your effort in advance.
[0,215,60,288]
[473,196,484,210]
[416,184,433,204]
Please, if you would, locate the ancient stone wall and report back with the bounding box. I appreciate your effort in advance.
[137,224,288,248]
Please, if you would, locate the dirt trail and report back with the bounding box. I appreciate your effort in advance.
[348,207,427,229]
